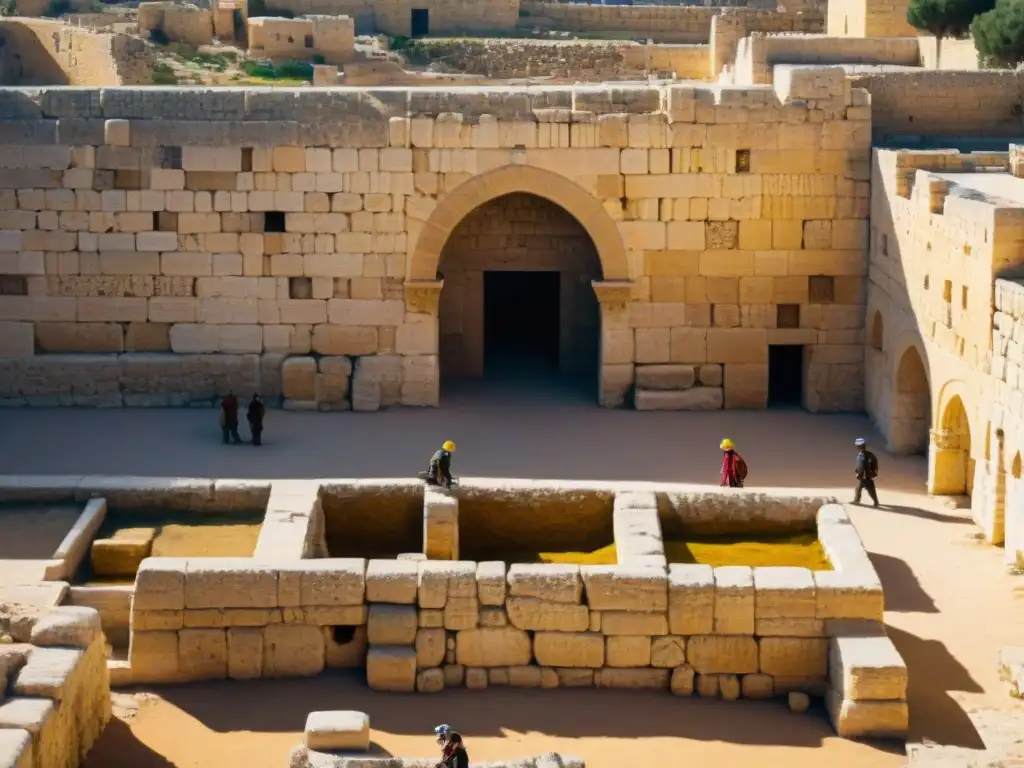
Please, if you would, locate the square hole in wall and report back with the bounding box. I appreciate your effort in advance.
[241,148,253,173]
[776,303,800,329]
[289,276,313,300]
[264,211,286,233]
[881,233,888,256]
[304,34,314,48]
[943,280,952,302]
[159,146,183,170]
[157,212,178,232]
[735,149,751,174]
[0,276,27,296]
[808,275,835,304]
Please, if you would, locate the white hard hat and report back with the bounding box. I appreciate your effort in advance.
[434,724,451,736]
[854,437,866,447]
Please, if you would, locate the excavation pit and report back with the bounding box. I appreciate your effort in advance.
[0,503,82,561]
[319,482,424,559]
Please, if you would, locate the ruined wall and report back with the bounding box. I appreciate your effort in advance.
[12,0,94,16]
[917,36,980,70]
[137,2,215,48]
[993,278,1024,571]
[0,18,151,86]
[247,16,355,65]
[519,2,824,44]
[263,0,519,36]
[826,0,917,37]
[849,70,1024,139]
[640,44,710,80]
[0,74,869,412]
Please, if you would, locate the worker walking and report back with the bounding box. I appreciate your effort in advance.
[719,438,748,488]
[247,393,265,446]
[220,391,242,445]
[853,437,880,507]
[420,440,457,489]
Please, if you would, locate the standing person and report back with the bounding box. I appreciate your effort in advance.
[220,391,242,445]
[433,726,468,768]
[420,441,456,489]
[247,393,265,446]
[853,437,880,507]
[719,438,748,488]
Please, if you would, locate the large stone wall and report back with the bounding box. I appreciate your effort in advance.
[0,18,152,86]
[993,278,1024,571]
[263,0,519,37]
[137,2,215,48]
[0,73,871,412]
[248,16,356,65]
[826,0,917,37]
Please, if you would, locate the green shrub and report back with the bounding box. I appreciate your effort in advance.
[276,59,313,79]
[149,27,170,45]
[974,0,1024,66]
[240,58,312,80]
[389,35,410,50]
[151,63,177,85]
[312,53,325,65]
[0,0,17,17]
[43,0,71,17]
[907,0,995,38]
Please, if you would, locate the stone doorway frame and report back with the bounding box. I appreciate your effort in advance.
[403,165,633,407]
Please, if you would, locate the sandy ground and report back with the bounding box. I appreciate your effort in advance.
[0,504,80,560]
[2,388,1022,767]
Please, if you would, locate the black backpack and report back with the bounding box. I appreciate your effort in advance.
[865,451,879,479]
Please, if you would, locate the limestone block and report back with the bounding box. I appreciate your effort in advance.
[600,611,668,636]
[534,632,604,669]
[282,356,316,400]
[417,561,476,609]
[540,667,559,689]
[465,667,488,690]
[505,666,541,688]
[634,365,696,390]
[443,664,465,688]
[443,596,479,631]
[128,630,179,683]
[367,605,418,646]
[417,668,445,693]
[419,610,443,628]
[455,627,532,668]
[0,699,53,750]
[698,364,723,386]
[423,488,459,561]
[415,628,446,668]
[582,566,667,612]
[720,673,741,701]
[506,598,589,632]
[668,563,714,635]
[597,668,670,690]
[227,627,263,680]
[759,637,828,678]
[829,636,907,701]
[556,668,594,687]
[365,559,418,604]
[185,560,277,609]
[0,322,33,358]
[789,691,811,713]
[134,557,187,610]
[508,564,583,604]
[826,689,909,739]
[488,667,509,686]
[278,559,366,607]
[650,636,686,668]
[284,606,366,626]
[91,538,150,578]
[714,566,754,635]
[29,606,102,649]
[687,635,759,675]
[754,567,816,619]
[756,618,824,637]
[262,624,325,678]
[635,387,723,411]
[671,665,695,696]
[366,646,417,692]
[696,673,719,698]
[742,673,774,699]
[606,636,652,667]
[479,607,507,627]
[814,570,884,621]
[476,561,507,606]
[723,364,769,408]
[304,711,370,752]
[613,493,665,568]
[178,628,228,681]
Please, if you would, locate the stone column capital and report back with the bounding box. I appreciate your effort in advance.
[403,279,444,315]
[591,280,632,312]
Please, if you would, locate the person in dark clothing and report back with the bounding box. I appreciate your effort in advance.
[220,391,242,445]
[853,437,880,507]
[439,732,468,768]
[247,393,265,446]
[421,441,456,489]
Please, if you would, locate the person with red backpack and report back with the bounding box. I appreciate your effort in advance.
[720,439,748,488]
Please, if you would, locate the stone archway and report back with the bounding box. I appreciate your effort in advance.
[889,345,930,455]
[931,394,974,496]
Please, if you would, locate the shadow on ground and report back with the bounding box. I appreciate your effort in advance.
[83,719,176,767]
[871,552,939,613]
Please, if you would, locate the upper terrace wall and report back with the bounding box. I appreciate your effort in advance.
[732,34,920,85]
[248,16,355,65]
[263,0,519,36]
[827,0,917,37]
[0,18,152,87]
[137,2,215,48]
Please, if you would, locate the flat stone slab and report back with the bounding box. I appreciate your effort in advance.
[303,710,370,752]
[829,635,908,701]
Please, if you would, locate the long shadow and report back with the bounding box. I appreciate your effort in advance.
[152,670,894,752]
[871,552,939,613]
[880,504,973,525]
[886,625,986,750]
[82,719,177,768]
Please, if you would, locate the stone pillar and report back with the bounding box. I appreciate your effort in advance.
[592,280,634,408]
[927,428,969,495]
[423,487,458,560]
[976,431,1007,544]
[402,280,443,407]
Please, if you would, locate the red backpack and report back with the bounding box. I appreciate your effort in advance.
[734,453,749,482]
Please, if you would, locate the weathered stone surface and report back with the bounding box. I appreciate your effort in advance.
[29,606,102,648]
[178,628,228,680]
[278,559,366,607]
[184,560,277,610]
[695,673,719,698]
[635,364,696,391]
[714,566,754,635]
[533,632,604,669]
[687,635,759,675]
[596,667,670,690]
[829,635,908,701]
[129,630,179,683]
[754,567,816,618]
[455,627,532,668]
[443,596,479,631]
[506,597,589,632]
[304,711,370,752]
[365,559,418,604]
[415,628,446,668]
[650,636,686,668]
[227,627,263,680]
[719,673,741,701]
[668,563,714,635]
[742,673,775,699]
[760,637,828,678]
[367,605,418,646]
[417,667,445,693]
[600,611,668,636]
[134,557,187,611]
[582,566,667,612]
[366,646,416,692]
[670,665,695,696]
[814,570,884,621]
[605,636,651,667]
[417,561,476,609]
[476,561,507,606]
[507,564,583,604]
[262,624,325,678]
[635,388,723,410]
[826,689,909,738]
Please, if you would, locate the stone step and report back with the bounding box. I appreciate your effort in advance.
[634,387,723,411]
[829,635,908,701]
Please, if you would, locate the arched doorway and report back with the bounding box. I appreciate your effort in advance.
[436,192,603,393]
[890,345,930,454]
[932,394,973,495]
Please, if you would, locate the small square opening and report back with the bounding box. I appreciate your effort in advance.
[264,211,286,233]
[735,149,751,173]
[289,276,312,300]
[241,147,253,173]
[776,303,800,329]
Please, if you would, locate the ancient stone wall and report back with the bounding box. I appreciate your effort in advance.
[0,74,871,411]
[916,36,980,70]
[247,16,355,65]
[867,148,1024,554]
[993,278,1024,572]
[826,0,917,37]
[0,18,151,86]
[263,0,519,37]
[137,2,215,48]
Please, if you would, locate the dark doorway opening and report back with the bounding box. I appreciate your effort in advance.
[768,344,804,407]
[484,271,560,377]
[410,8,429,36]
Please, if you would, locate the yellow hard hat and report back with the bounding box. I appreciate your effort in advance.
[720,439,734,451]
[443,440,456,452]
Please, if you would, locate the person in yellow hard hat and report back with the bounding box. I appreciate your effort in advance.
[421,440,457,489]
[719,438,748,488]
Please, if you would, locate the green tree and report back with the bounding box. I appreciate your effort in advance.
[907,0,995,39]
[973,0,1024,67]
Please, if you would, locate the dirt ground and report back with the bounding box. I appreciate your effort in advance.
[2,397,1022,767]
[0,505,80,560]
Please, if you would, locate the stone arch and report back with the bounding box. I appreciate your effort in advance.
[869,310,884,351]
[931,392,974,495]
[889,343,930,454]
[408,165,629,283]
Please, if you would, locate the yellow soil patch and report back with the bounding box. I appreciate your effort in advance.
[150,523,262,558]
